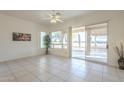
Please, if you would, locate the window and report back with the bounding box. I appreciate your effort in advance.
[51,31,62,48]
[40,32,46,48]
[51,31,68,49]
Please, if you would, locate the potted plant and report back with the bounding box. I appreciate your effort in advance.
[115,42,124,69]
[43,34,51,55]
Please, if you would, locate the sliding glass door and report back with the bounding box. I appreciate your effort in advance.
[85,23,108,63]
[72,23,108,63]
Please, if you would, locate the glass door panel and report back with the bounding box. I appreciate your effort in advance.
[72,28,85,59]
[71,23,108,63]
[85,23,107,63]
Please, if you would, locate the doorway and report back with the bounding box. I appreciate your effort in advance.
[72,23,108,63]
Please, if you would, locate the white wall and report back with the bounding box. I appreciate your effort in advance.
[48,11,124,67]
[1,11,124,67]
[0,14,46,62]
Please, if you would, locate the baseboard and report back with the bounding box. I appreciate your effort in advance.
[0,53,45,63]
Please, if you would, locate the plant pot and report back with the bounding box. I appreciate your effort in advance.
[118,57,124,70]
[45,48,48,55]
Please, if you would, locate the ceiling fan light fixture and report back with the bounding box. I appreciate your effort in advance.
[55,12,61,18]
[50,19,57,23]
[46,11,64,24]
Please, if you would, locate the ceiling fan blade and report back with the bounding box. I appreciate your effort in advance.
[45,12,53,18]
[48,14,53,18]
[41,18,51,20]
[56,18,64,22]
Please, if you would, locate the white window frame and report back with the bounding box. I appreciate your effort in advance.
[40,32,46,48]
[50,31,68,49]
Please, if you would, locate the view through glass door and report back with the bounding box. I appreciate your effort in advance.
[72,27,85,59]
[85,23,108,63]
[72,23,108,63]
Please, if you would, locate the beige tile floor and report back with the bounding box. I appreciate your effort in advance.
[0,55,123,82]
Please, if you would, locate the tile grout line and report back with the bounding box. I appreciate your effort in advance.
[102,67,104,82]
[5,62,18,82]
[0,55,123,82]
[116,69,121,82]
[17,64,42,82]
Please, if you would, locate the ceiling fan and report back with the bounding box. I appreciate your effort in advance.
[42,10,64,24]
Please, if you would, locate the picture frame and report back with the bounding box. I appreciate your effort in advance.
[13,32,31,41]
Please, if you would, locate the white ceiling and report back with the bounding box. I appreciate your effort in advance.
[0,10,93,25]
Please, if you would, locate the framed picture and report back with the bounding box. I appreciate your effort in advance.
[13,32,31,41]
